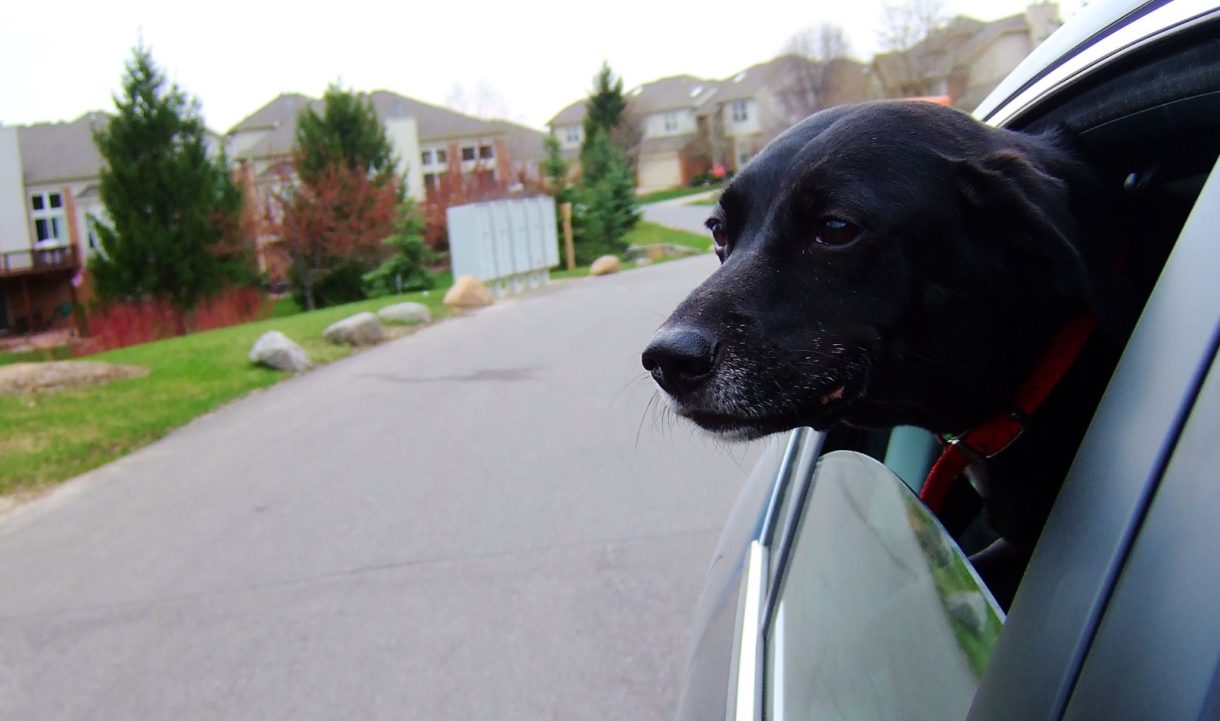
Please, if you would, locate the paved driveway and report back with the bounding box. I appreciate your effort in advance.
[641,192,717,236]
[0,256,765,720]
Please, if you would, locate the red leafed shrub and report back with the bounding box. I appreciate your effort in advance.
[75,286,271,355]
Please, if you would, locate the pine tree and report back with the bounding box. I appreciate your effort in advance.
[573,129,639,264]
[90,45,248,324]
[295,84,397,187]
[541,133,571,203]
[582,63,627,151]
[363,200,435,297]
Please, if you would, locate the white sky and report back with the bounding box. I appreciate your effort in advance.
[1,0,1081,133]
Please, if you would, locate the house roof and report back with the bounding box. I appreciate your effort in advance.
[229,90,524,161]
[549,100,587,127]
[710,56,817,105]
[873,15,997,86]
[627,74,720,116]
[16,112,109,185]
[490,120,548,165]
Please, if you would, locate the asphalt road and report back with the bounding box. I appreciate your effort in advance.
[0,255,764,720]
[640,194,716,235]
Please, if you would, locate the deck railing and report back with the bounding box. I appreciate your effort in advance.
[0,245,80,278]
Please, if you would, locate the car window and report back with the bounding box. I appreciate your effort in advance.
[763,451,1003,721]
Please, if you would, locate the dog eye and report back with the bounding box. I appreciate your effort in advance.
[705,217,729,259]
[815,217,862,246]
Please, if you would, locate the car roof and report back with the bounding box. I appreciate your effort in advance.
[975,0,1220,125]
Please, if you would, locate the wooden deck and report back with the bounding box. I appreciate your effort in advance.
[0,245,81,278]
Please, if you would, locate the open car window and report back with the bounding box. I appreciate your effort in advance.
[763,451,1004,721]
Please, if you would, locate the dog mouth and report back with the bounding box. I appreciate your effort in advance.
[675,377,859,438]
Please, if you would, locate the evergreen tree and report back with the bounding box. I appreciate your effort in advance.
[541,133,571,203]
[581,62,627,169]
[295,84,397,187]
[90,45,248,322]
[363,200,435,297]
[573,129,639,264]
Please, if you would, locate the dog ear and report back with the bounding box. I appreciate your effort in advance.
[957,148,1100,310]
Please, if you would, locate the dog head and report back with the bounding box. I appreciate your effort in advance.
[642,101,1108,439]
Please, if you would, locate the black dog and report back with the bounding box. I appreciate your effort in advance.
[642,100,1126,604]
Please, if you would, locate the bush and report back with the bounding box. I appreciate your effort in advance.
[77,287,271,354]
[289,261,368,310]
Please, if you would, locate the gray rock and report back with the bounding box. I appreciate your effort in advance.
[248,331,311,372]
[323,312,384,346]
[377,302,432,325]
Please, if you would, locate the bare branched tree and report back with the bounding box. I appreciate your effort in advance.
[877,0,947,52]
[773,23,852,129]
[445,80,512,119]
[875,0,949,97]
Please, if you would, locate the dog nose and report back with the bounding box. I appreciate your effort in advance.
[642,327,718,396]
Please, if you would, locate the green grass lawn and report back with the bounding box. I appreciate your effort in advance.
[0,289,449,495]
[627,220,711,252]
[0,222,705,497]
[636,186,718,205]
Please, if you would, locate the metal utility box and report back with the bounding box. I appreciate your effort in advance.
[446,196,560,297]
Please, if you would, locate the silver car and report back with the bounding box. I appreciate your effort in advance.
[676,2,1220,719]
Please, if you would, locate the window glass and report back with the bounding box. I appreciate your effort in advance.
[765,451,1003,721]
[436,148,447,163]
[31,195,44,211]
[49,192,62,208]
[421,150,433,165]
[461,146,476,161]
[479,144,494,160]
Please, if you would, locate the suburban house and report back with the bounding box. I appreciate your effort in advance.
[548,75,722,192]
[547,58,872,192]
[700,55,874,175]
[228,91,545,202]
[0,113,110,334]
[228,90,546,274]
[873,2,1061,109]
[548,101,586,164]
[628,75,723,192]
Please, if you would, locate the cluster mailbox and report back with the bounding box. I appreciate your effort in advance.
[446,196,560,297]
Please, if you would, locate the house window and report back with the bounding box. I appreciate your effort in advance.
[30,191,67,247]
[731,100,749,123]
[478,144,494,160]
[564,125,580,144]
[436,148,447,164]
[424,173,437,190]
[663,112,679,132]
[421,149,434,165]
[461,146,476,162]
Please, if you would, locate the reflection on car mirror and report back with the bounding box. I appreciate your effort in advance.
[764,451,1004,721]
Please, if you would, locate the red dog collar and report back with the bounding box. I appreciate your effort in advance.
[920,314,1098,513]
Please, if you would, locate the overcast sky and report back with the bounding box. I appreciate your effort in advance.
[2,0,1081,133]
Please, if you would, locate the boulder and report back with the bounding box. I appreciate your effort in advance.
[249,331,311,372]
[590,255,621,276]
[443,275,493,308]
[323,312,384,346]
[378,302,432,325]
